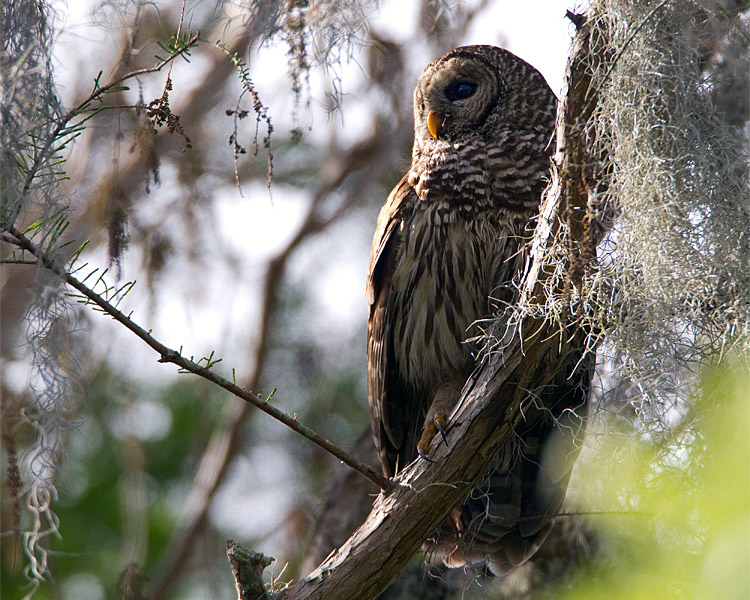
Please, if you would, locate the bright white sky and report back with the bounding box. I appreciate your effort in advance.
[375,0,580,92]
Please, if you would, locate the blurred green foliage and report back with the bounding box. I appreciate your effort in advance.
[2,367,225,599]
[545,360,750,600]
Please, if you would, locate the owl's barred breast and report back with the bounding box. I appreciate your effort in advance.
[410,134,551,210]
[391,136,540,394]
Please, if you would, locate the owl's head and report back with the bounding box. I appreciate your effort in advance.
[412,45,556,145]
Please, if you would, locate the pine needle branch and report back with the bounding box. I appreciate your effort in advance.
[2,224,391,491]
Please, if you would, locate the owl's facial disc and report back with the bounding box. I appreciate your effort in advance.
[416,57,498,141]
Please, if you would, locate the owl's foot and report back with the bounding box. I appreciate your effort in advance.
[416,379,463,460]
[417,414,448,461]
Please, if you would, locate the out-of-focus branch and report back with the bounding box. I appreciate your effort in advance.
[146,125,401,597]
[299,429,380,575]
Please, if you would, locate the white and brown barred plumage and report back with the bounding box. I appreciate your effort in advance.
[366,46,590,574]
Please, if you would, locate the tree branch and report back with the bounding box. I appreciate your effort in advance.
[6,32,201,230]
[279,328,584,599]
[2,224,390,491]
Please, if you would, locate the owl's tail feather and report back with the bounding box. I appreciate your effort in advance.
[430,356,591,576]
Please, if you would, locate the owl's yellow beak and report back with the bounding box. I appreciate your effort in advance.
[427,110,445,139]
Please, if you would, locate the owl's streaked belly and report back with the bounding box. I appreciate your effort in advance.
[390,203,523,392]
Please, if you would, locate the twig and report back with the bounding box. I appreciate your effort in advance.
[227,540,273,600]
[6,31,201,230]
[3,224,391,491]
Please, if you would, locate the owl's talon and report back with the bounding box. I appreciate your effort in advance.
[435,418,449,447]
[417,413,448,461]
[417,446,436,463]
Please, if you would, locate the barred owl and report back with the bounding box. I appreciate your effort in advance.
[366,45,590,574]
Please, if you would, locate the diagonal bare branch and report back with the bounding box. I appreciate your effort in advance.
[3,223,391,492]
[146,129,398,598]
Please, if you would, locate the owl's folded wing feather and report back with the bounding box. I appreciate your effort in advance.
[366,175,420,477]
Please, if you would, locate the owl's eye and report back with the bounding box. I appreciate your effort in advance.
[444,80,477,102]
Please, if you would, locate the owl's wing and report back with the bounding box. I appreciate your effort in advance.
[366,175,421,477]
